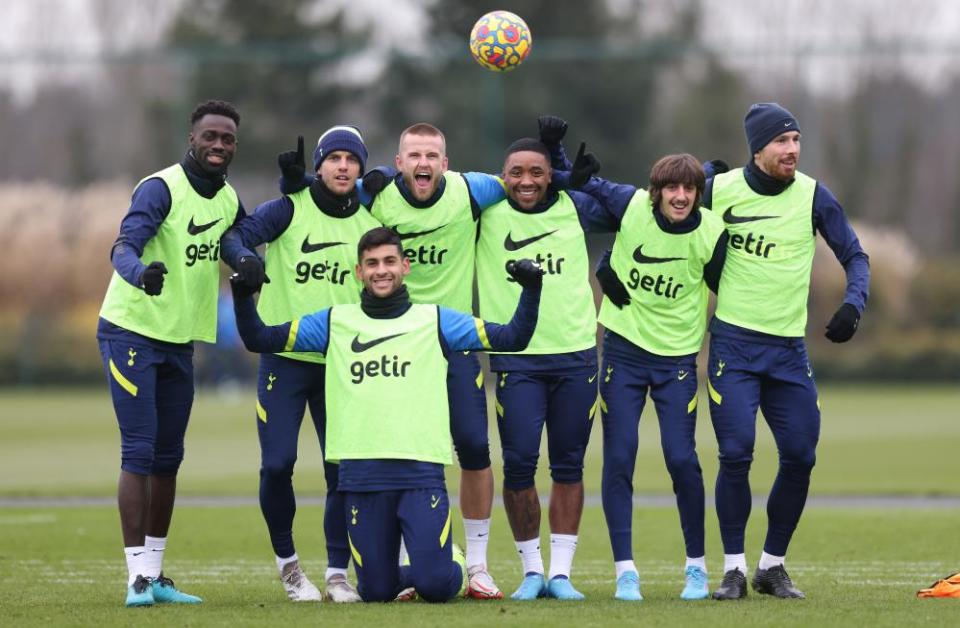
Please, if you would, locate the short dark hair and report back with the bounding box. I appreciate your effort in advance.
[357,227,403,261]
[190,100,240,127]
[504,137,551,162]
[398,122,445,153]
[648,153,705,210]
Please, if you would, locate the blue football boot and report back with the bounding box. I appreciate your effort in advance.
[151,574,202,604]
[510,572,546,600]
[614,570,642,601]
[546,575,585,601]
[681,565,710,600]
[125,575,154,607]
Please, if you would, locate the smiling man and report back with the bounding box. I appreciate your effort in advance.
[475,135,619,601]
[97,100,244,607]
[571,154,727,602]
[231,226,544,603]
[704,103,870,600]
[220,126,379,603]
[280,122,509,598]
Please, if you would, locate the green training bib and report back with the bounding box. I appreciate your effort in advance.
[600,190,725,355]
[257,188,381,363]
[710,168,816,336]
[99,164,237,343]
[371,172,476,312]
[476,192,596,355]
[324,303,451,465]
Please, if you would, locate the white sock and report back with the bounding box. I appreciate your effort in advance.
[515,538,544,575]
[723,553,748,575]
[276,552,299,574]
[124,546,147,586]
[685,556,707,572]
[758,551,785,570]
[548,534,578,580]
[398,537,408,565]
[615,560,637,579]
[325,567,348,581]
[463,518,491,568]
[143,535,166,579]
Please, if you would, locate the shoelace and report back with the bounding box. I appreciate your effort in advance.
[155,574,175,588]
[132,575,152,594]
[685,567,707,586]
[720,569,743,586]
[282,569,304,587]
[618,572,639,585]
[766,565,793,584]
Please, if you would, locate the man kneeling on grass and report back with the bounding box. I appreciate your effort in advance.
[232,226,543,602]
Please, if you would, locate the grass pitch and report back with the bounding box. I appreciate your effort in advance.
[1,384,958,625]
[1,506,958,627]
[1,384,957,497]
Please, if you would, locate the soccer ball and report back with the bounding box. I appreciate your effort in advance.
[469,11,532,72]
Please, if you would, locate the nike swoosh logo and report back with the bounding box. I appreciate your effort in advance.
[632,244,686,264]
[301,237,346,254]
[722,206,778,224]
[504,230,557,251]
[187,216,222,235]
[678,371,689,381]
[430,497,441,509]
[588,373,597,383]
[392,224,444,240]
[350,332,407,353]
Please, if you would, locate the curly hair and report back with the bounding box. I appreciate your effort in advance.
[190,100,240,127]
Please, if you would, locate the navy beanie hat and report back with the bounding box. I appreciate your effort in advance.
[314,125,368,174]
[744,103,800,155]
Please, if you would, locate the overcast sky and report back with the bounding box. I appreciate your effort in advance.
[1,0,958,104]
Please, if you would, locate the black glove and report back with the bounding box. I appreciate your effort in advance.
[236,255,269,291]
[230,272,260,300]
[506,259,545,289]
[568,142,601,189]
[595,250,630,308]
[278,135,306,181]
[140,261,167,296]
[703,159,729,178]
[538,115,568,145]
[361,169,389,196]
[825,303,860,343]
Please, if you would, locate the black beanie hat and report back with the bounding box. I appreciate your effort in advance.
[744,103,800,155]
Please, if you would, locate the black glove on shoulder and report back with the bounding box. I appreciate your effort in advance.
[703,159,729,178]
[361,169,389,196]
[278,135,306,182]
[237,255,269,291]
[825,303,860,343]
[595,249,630,308]
[538,115,568,145]
[506,259,545,290]
[140,261,167,296]
[568,142,601,189]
